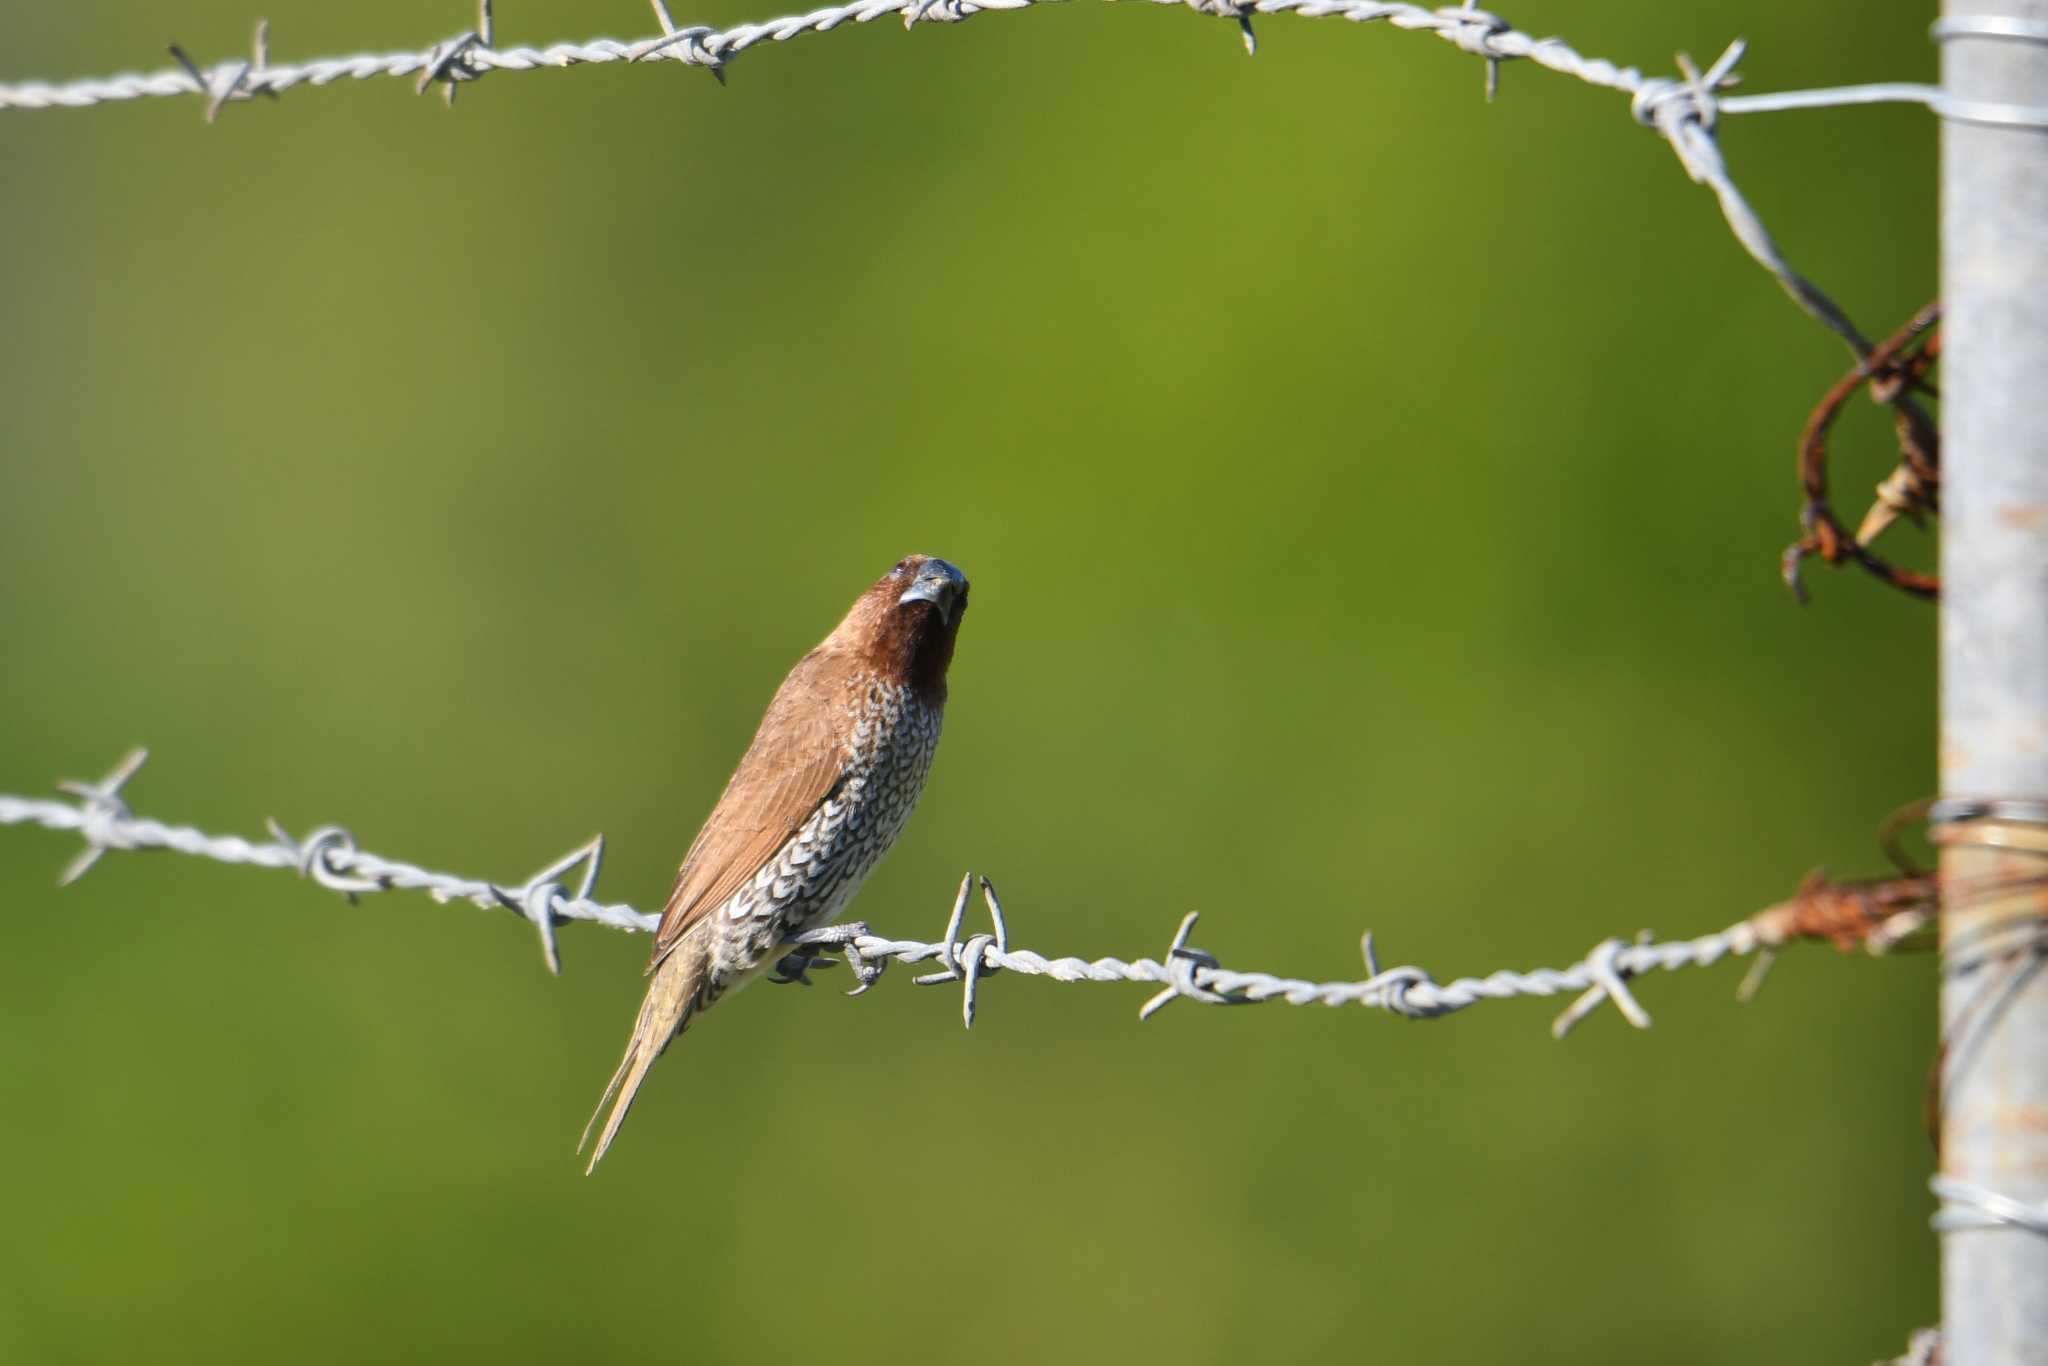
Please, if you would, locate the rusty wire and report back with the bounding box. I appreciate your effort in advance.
[1726,806,2048,1196]
[1730,798,2048,1005]
[1740,801,2048,1175]
[1783,301,1943,602]
[1923,802,2048,1168]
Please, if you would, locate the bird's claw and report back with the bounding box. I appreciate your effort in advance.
[773,921,884,995]
[766,950,825,986]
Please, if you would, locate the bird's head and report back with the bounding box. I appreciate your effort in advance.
[829,554,970,698]
[889,555,969,627]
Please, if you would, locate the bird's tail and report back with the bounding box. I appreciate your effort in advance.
[580,940,705,1174]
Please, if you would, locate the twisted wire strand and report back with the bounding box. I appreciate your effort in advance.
[1930,1175,2048,1236]
[5,750,1789,1035]
[0,1,1905,353]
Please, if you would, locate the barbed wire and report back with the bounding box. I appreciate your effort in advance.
[0,0,1728,112]
[1,748,1903,1036]
[1,1,1983,357]
[16,753,2045,1257]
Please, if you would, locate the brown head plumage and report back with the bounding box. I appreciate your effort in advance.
[830,554,970,699]
[581,554,969,1171]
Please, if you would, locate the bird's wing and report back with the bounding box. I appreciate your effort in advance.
[649,657,850,968]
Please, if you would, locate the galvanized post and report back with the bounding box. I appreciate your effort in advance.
[1936,3,2048,1362]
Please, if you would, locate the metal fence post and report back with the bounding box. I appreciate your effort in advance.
[1937,3,2048,1362]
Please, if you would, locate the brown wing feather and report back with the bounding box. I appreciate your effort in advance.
[649,653,851,967]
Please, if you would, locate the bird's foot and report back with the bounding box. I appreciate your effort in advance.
[765,949,825,986]
[769,921,885,995]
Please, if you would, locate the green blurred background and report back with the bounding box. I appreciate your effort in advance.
[0,2,1941,1362]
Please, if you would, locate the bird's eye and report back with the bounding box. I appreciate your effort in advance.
[891,559,912,577]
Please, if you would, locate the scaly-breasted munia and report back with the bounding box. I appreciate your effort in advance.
[582,555,970,1171]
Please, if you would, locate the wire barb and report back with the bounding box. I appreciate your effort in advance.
[1138,912,1246,1019]
[1450,1,1510,100]
[483,834,606,974]
[1176,0,1259,56]
[910,872,1011,1027]
[53,748,150,888]
[642,0,730,85]
[1550,934,1655,1037]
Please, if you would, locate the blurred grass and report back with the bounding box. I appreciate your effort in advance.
[0,2,1939,1363]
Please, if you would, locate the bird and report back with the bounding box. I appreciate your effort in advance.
[581,554,970,1172]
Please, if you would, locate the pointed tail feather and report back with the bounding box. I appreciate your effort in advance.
[581,943,704,1173]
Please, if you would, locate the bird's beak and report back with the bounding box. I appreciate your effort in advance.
[898,558,967,625]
